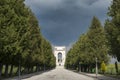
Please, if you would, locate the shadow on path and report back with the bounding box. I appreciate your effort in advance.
[71,70,120,80]
[4,69,55,80]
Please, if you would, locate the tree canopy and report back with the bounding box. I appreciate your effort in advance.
[0,0,55,78]
[65,17,109,72]
[105,0,120,61]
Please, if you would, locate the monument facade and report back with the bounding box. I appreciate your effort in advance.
[53,46,66,66]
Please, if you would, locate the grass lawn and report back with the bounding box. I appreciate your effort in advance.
[104,74,120,79]
[2,65,18,74]
[106,64,120,75]
[103,63,120,79]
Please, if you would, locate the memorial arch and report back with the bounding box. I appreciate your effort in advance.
[53,46,66,66]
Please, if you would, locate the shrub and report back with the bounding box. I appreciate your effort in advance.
[101,61,107,74]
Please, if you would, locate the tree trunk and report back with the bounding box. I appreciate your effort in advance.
[16,66,21,75]
[44,64,46,71]
[16,67,18,74]
[18,64,21,80]
[115,61,118,75]
[83,65,85,72]
[4,64,9,77]
[81,65,82,72]
[25,67,29,73]
[0,63,3,79]
[28,67,30,73]
[9,64,13,76]
[30,66,33,73]
[36,65,38,72]
[84,66,86,72]
[88,66,90,72]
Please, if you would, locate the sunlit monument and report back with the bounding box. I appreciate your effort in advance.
[53,46,66,66]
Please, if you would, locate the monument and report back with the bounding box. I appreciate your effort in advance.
[53,46,66,66]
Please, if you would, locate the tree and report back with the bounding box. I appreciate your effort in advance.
[65,16,109,72]
[41,37,56,70]
[105,0,120,74]
[0,0,30,77]
[105,0,120,61]
[115,61,118,74]
[0,0,56,78]
[87,16,109,64]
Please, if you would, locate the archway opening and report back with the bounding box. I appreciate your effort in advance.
[58,52,62,66]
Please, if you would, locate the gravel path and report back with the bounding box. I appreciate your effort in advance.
[23,66,94,80]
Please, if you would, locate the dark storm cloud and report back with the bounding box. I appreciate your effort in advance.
[25,0,112,46]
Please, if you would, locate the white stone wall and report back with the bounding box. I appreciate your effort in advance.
[54,46,66,66]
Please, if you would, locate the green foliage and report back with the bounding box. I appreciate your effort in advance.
[0,0,55,78]
[105,0,120,61]
[106,64,120,75]
[65,17,109,72]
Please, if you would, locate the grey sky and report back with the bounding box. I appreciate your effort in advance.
[25,0,112,47]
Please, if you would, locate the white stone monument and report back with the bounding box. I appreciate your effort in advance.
[53,46,66,66]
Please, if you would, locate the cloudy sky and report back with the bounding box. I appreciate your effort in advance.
[25,0,112,47]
